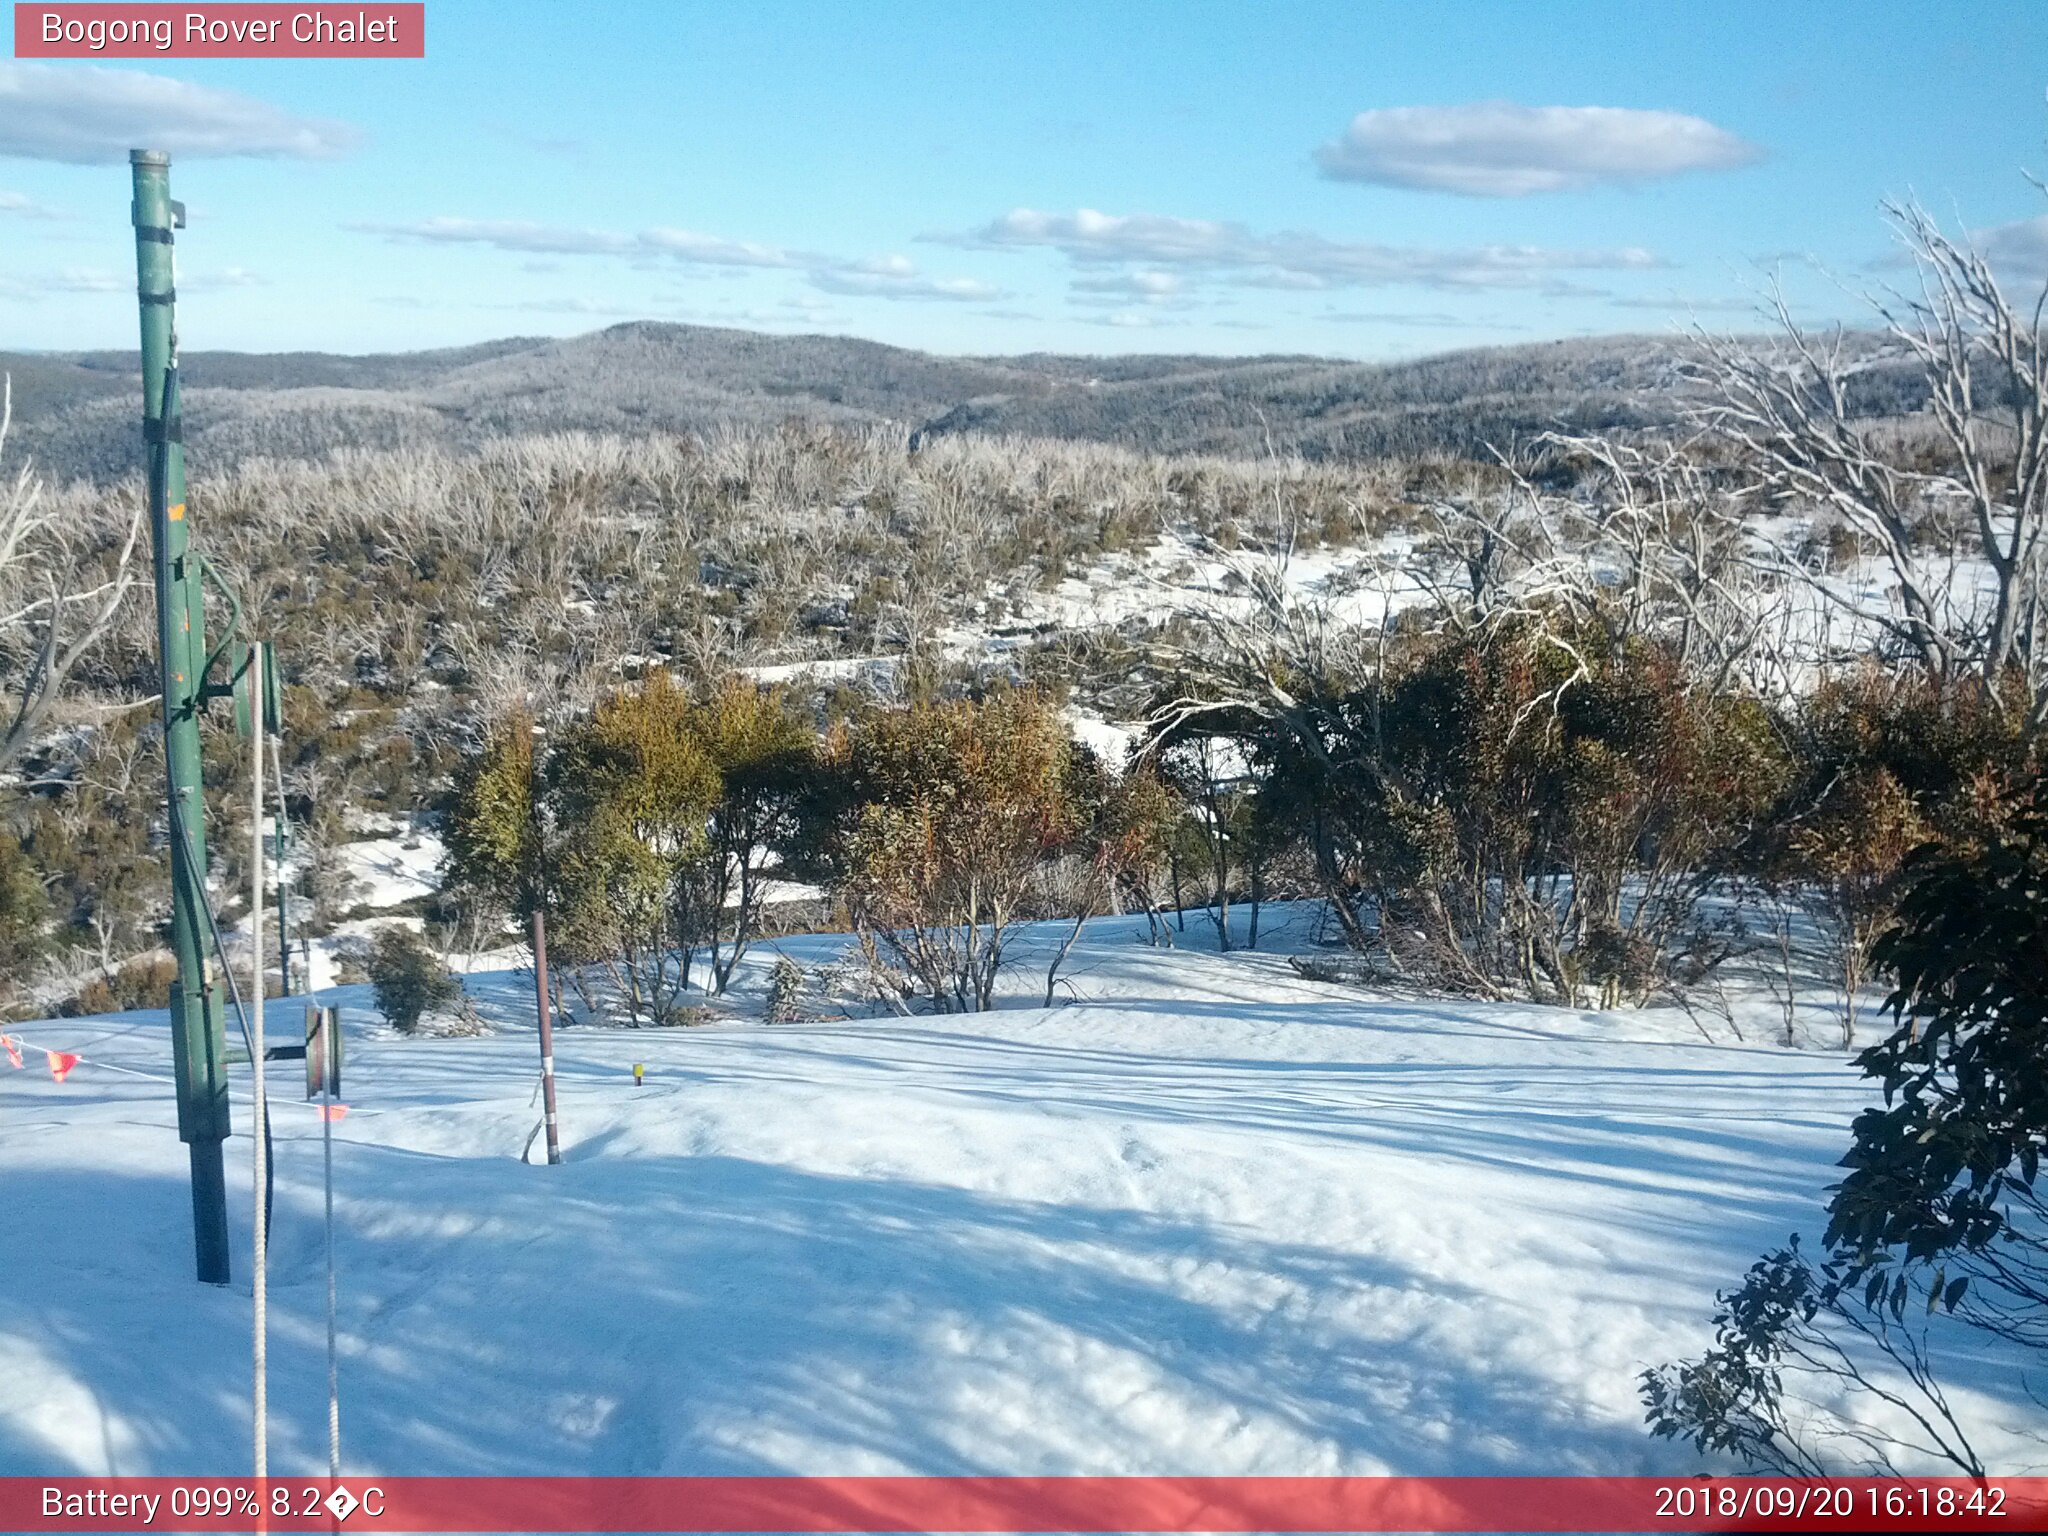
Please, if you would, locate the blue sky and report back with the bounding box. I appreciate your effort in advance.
[3,0,2046,358]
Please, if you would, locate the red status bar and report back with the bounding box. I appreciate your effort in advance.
[14,5,423,58]
[8,1476,2048,1533]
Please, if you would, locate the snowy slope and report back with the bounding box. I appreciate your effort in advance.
[1,914,2037,1478]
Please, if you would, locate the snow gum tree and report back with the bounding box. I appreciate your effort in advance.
[672,678,815,995]
[546,672,720,1026]
[1691,194,2048,723]
[833,688,1076,1013]
[445,675,821,1020]
[1153,614,1790,1007]
[442,703,543,930]
[0,378,143,777]
[1041,750,1183,999]
[1752,669,2035,1042]
[1150,726,1261,952]
[1363,622,1790,1006]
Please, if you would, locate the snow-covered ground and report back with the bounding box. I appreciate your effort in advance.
[337,828,441,911]
[2,910,2038,1478]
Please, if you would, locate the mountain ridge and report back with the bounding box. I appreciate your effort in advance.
[0,320,1911,483]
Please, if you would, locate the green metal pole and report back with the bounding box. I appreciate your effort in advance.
[133,149,231,1285]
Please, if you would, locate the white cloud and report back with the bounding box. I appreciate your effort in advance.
[363,217,813,269]
[486,296,658,318]
[1071,270,1185,302]
[357,217,638,257]
[0,267,126,297]
[948,206,1664,290]
[1974,212,2048,290]
[185,266,268,290]
[1607,291,1762,315]
[1853,209,2048,294]
[1322,309,1527,331]
[808,268,1006,301]
[1081,309,1163,329]
[962,209,1244,266]
[0,63,357,163]
[363,216,1003,302]
[639,227,805,269]
[0,190,57,217]
[1314,102,1761,196]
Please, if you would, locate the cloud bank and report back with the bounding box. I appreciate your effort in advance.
[1315,102,1761,196]
[948,207,1664,291]
[360,217,1005,303]
[0,63,357,163]
[1974,212,2048,290]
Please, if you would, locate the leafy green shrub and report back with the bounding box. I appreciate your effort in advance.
[545,672,720,1024]
[0,831,49,1005]
[1757,668,2035,1040]
[368,924,460,1034]
[832,688,1076,1013]
[1216,621,1790,1005]
[61,954,178,1017]
[765,955,805,1022]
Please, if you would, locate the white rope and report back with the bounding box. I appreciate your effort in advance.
[0,1037,180,1086]
[269,726,291,996]
[0,1030,371,1115]
[323,1052,341,1480]
[250,640,269,1486]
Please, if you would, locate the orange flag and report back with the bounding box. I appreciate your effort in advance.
[319,1103,349,1121]
[1,1035,21,1069]
[46,1051,80,1082]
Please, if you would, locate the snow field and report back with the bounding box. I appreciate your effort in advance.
[2,912,2038,1478]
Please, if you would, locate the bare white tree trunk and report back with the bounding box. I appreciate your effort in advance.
[1689,194,2048,718]
[0,378,145,773]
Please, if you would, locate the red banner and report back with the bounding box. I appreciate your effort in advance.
[5,1477,2048,1533]
[13,4,424,58]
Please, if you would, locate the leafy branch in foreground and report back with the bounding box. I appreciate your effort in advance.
[1644,774,2048,1474]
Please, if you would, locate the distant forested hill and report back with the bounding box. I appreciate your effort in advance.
[0,321,1927,483]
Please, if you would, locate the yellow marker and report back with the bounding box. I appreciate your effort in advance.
[632,1062,644,1088]
[168,502,185,521]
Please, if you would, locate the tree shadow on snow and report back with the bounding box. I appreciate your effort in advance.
[7,1151,1687,1480]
